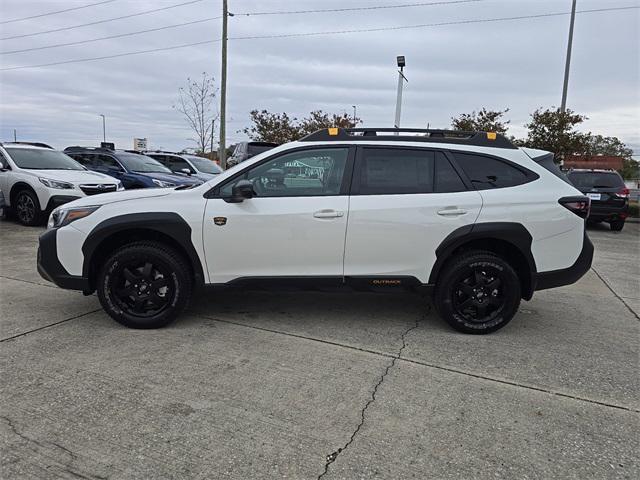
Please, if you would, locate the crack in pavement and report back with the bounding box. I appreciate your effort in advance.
[196,313,639,413]
[590,267,640,321]
[0,309,103,343]
[316,311,424,479]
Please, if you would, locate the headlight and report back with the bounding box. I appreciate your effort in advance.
[47,205,100,229]
[116,181,125,191]
[39,178,74,189]
[152,179,175,188]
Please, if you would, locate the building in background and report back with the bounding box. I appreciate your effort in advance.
[564,155,624,170]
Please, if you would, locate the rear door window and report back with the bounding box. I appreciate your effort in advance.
[453,152,535,189]
[357,148,434,194]
[435,153,467,193]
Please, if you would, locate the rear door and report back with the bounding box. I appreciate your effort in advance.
[344,146,482,283]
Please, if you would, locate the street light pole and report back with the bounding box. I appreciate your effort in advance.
[560,0,577,113]
[352,105,357,126]
[394,56,407,129]
[99,114,106,142]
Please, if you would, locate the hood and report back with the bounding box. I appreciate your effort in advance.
[25,169,117,184]
[141,171,201,185]
[60,188,171,208]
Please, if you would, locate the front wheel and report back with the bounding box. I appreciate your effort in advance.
[97,241,192,329]
[14,189,42,226]
[434,251,521,334]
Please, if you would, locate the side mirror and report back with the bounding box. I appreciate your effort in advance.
[228,179,255,203]
[180,168,192,176]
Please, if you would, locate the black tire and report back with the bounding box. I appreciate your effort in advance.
[434,250,521,334]
[609,219,625,231]
[14,189,43,226]
[97,241,192,329]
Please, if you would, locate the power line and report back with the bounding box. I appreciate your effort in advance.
[2,5,637,72]
[1,16,222,55]
[229,6,640,41]
[233,0,484,16]
[0,0,117,25]
[0,0,205,41]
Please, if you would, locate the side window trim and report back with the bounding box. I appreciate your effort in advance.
[204,145,356,199]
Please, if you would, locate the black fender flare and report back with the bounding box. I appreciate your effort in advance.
[429,222,538,299]
[81,212,205,288]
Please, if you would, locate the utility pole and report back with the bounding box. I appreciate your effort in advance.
[211,118,216,160]
[99,114,106,142]
[394,56,407,129]
[352,105,357,126]
[219,0,228,169]
[560,0,577,113]
[13,129,17,142]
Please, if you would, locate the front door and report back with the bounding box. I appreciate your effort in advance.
[203,146,353,283]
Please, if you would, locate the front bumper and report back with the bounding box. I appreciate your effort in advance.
[534,232,594,291]
[37,228,90,291]
[45,195,82,212]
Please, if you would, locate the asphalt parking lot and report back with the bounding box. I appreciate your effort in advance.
[1,220,638,479]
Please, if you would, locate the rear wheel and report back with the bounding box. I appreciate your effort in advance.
[609,219,625,231]
[14,189,42,226]
[97,241,192,329]
[434,251,521,334]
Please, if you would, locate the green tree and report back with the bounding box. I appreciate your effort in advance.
[451,107,511,134]
[242,109,361,143]
[521,107,589,162]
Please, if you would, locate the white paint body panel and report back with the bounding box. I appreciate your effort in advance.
[344,191,482,282]
[203,196,349,283]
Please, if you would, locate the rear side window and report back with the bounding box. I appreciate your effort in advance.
[454,152,533,189]
[567,172,624,189]
[435,153,466,193]
[359,148,434,194]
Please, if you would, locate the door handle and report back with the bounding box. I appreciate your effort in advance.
[437,208,467,216]
[313,209,344,218]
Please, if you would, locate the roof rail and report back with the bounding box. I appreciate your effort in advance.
[1,141,53,149]
[299,127,517,149]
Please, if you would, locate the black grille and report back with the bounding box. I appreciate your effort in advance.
[80,184,117,195]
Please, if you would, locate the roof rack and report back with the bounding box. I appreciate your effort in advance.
[299,128,517,149]
[1,141,53,149]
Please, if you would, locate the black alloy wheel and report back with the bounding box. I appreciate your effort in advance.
[97,241,192,329]
[435,251,521,334]
[15,190,41,226]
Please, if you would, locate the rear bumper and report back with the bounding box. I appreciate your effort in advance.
[37,228,89,291]
[534,232,594,291]
[588,203,628,221]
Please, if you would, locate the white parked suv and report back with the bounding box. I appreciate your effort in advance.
[37,128,593,334]
[0,142,123,226]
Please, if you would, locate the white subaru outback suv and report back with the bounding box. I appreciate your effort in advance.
[0,142,123,226]
[37,128,593,334]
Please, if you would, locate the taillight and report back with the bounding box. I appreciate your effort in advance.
[614,187,630,198]
[559,196,590,219]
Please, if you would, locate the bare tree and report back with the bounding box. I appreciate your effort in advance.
[174,72,219,154]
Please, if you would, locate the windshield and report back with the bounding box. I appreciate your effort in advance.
[6,148,85,170]
[185,155,222,174]
[568,172,624,189]
[117,153,172,173]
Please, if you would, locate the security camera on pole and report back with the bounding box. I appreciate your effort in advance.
[394,56,408,132]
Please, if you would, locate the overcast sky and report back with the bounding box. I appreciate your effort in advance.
[0,0,638,155]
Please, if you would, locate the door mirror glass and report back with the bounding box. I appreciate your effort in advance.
[229,179,255,202]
